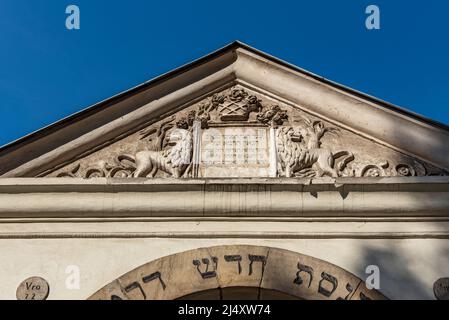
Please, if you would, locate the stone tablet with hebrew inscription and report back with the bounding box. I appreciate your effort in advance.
[200,127,275,177]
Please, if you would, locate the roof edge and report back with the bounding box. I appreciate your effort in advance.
[1,40,448,156]
[0,41,242,154]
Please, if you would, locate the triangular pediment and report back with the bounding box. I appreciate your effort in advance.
[41,84,447,179]
[1,42,448,178]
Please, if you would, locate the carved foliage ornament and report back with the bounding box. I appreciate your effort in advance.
[53,86,448,179]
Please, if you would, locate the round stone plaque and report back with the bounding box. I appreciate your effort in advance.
[433,278,449,300]
[16,277,50,300]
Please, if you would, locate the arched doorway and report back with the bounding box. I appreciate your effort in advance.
[178,287,302,300]
[88,245,387,300]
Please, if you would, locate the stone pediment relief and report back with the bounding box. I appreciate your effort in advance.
[47,85,447,179]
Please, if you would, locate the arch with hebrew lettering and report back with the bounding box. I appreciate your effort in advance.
[87,245,387,300]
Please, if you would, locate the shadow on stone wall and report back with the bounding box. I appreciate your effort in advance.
[353,239,449,300]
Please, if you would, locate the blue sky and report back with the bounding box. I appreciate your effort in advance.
[0,0,448,146]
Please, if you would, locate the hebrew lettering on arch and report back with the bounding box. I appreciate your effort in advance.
[105,283,128,300]
[318,272,338,298]
[224,255,243,274]
[124,282,146,300]
[336,283,354,300]
[142,271,166,290]
[359,292,372,300]
[293,263,314,288]
[192,257,218,279]
[248,255,267,276]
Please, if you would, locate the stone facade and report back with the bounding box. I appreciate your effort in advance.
[0,42,448,300]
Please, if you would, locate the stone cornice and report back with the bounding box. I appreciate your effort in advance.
[0,177,448,218]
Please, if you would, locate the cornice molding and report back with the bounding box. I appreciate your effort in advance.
[1,177,448,218]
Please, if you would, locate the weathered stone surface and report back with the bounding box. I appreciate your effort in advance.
[208,245,269,289]
[115,256,168,300]
[261,248,362,300]
[88,280,127,300]
[161,248,220,299]
[200,127,273,177]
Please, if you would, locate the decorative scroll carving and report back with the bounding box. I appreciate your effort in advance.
[353,159,446,178]
[276,117,354,178]
[57,122,193,179]
[359,161,390,177]
[57,155,137,179]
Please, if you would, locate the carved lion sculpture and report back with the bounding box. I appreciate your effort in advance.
[277,122,354,178]
[133,128,193,178]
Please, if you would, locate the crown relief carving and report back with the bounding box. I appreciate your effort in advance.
[52,86,448,179]
[217,87,262,121]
